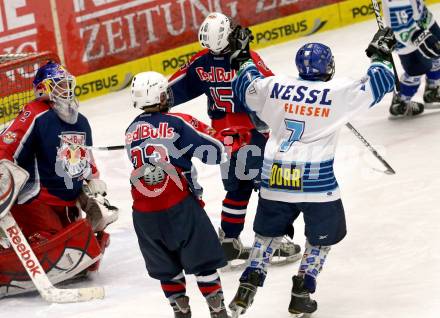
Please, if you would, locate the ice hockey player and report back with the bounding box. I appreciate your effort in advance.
[383,0,440,116]
[0,61,118,297]
[226,26,396,316]
[126,71,232,318]
[168,12,300,264]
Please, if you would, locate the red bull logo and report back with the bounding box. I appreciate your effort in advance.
[57,133,90,178]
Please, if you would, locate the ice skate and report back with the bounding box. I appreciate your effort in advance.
[389,93,424,118]
[271,236,302,265]
[172,296,191,318]
[206,293,230,318]
[219,228,251,271]
[288,275,317,317]
[423,84,440,109]
[229,270,261,317]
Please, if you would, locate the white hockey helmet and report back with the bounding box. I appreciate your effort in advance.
[131,71,169,111]
[198,12,233,54]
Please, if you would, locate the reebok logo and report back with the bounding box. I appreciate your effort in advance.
[6,225,42,277]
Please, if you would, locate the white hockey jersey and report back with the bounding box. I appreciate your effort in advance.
[232,60,394,203]
[383,0,434,55]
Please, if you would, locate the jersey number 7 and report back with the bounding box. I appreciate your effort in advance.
[279,119,305,152]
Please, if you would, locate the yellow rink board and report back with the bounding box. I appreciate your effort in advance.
[73,0,440,101]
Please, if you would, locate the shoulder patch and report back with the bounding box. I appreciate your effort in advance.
[2,131,17,144]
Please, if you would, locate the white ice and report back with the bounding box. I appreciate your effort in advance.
[3,5,440,318]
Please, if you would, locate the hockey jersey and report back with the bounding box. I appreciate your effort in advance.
[0,99,97,206]
[168,49,273,132]
[125,111,226,212]
[383,0,434,55]
[232,59,395,203]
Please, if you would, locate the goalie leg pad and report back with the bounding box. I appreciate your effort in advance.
[9,201,75,240]
[0,219,103,297]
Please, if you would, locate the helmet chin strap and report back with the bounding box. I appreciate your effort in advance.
[52,98,79,124]
[141,103,169,113]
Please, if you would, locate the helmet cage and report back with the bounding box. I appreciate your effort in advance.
[35,73,76,102]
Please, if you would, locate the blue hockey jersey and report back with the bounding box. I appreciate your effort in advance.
[0,99,97,206]
[383,0,434,55]
[125,111,226,212]
[168,49,273,132]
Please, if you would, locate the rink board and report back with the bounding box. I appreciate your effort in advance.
[72,0,440,101]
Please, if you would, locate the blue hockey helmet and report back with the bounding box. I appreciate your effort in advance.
[33,61,76,102]
[295,43,335,82]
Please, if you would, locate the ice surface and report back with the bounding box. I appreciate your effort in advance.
[3,6,440,317]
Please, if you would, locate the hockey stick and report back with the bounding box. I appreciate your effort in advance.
[0,162,105,303]
[370,0,401,92]
[58,135,125,151]
[345,122,396,174]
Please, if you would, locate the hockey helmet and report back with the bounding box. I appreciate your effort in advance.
[33,61,76,102]
[131,71,169,112]
[295,43,335,82]
[198,12,233,54]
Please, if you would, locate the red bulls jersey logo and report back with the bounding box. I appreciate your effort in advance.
[57,132,90,178]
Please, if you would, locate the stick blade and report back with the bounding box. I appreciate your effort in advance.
[41,286,105,303]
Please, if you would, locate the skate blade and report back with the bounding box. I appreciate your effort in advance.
[221,259,247,272]
[290,312,312,318]
[388,114,420,120]
[270,253,302,266]
[424,103,440,109]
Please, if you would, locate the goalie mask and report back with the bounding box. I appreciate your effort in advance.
[33,61,78,124]
[131,71,170,112]
[198,12,233,54]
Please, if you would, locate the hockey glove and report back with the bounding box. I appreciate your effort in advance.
[79,184,119,232]
[228,26,254,70]
[418,7,434,30]
[411,29,440,59]
[87,179,107,196]
[215,126,252,155]
[366,27,397,61]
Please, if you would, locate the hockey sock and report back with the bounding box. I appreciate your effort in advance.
[239,234,283,287]
[298,240,331,293]
[426,59,440,87]
[195,270,223,298]
[160,272,187,303]
[221,188,252,238]
[399,72,422,100]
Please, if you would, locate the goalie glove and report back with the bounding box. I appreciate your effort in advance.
[0,159,29,219]
[366,27,397,61]
[228,26,254,70]
[411,29,440,59]
[78,183,119,232]
[86,179,107,196]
